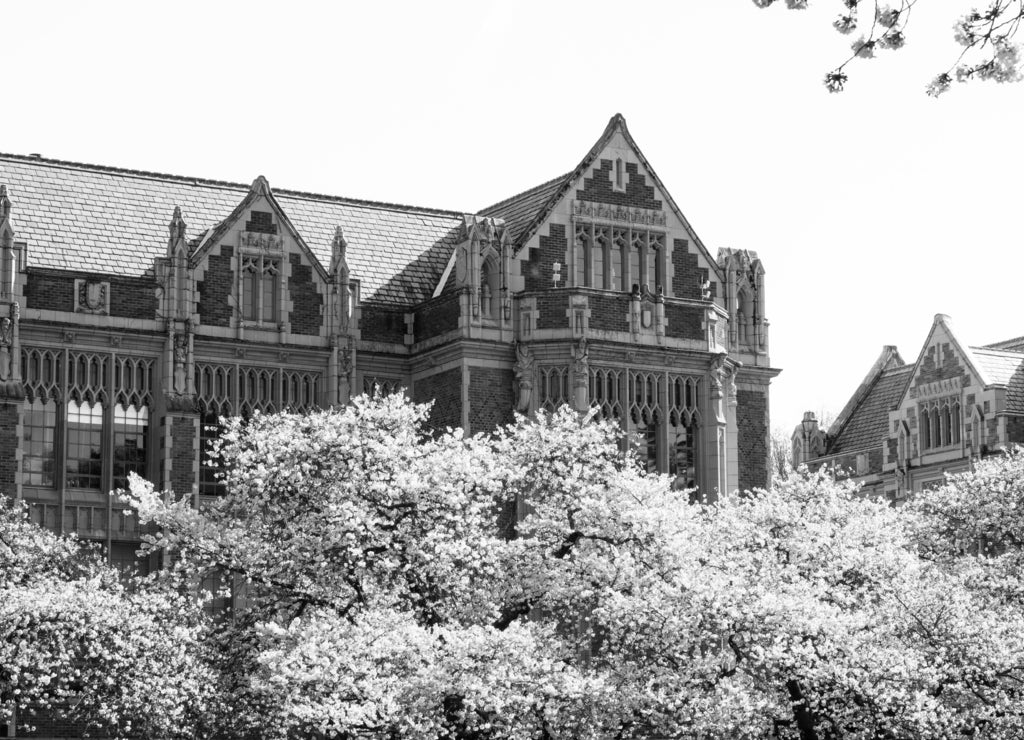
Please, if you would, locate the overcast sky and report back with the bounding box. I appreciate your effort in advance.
[4,0,1022,435]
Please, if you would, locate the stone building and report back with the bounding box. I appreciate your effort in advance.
[0,114,778,573]
[793,313,1024,498]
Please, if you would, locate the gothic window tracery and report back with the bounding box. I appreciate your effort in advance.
[919,397,962,451]
[241,255,280,324]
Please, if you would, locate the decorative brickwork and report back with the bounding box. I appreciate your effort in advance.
[245,210,277,234]
[468,367,514,435]
[287,253,323,336]
[109,276,158,319]
[672,239,702,300]
[523,224,566,293]
[0,402,18,495]
[914,343,970,387]
[197,246,235,328]
[588,293,629,332]
[25,273,156,318]
[576,160,662,211]
[360,304,407,344]
[737,389,769,491]
[25,272,75,312]
[664,302,704,340]
[536,292,570,330]
[414,291,460,342]
[413,367,462,433]
[170,416,196,496]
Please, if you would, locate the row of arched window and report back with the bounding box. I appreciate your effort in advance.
[919,399,961,450]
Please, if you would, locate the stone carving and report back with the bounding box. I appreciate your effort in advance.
[572,338,589,411]
[0,318,11,381]
[241,232,283,252]
[173,332,188,394]
[0,303,22,397]
[709,352,727,400]
[76,280,109,315]
[571,201,666,227]
[513,341,535,413]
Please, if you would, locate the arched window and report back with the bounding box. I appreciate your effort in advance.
[941,403,951,446]
[952,402,961,444]
[920,408,931,450]
[930,407,940,448]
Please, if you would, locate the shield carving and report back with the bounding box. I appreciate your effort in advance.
[641,307,653,329]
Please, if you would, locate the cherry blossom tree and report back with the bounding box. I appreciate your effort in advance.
[121,394,1024,739]
[751,0,1023,95]
[0,498,216,738]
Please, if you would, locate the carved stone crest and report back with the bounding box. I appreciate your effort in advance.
[75,280,110,315]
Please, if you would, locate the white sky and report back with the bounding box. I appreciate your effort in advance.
[4,0,1022,435]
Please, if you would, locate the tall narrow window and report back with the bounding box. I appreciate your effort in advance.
[23,398,56,487]
[930,407,940,448]
[241,255,280,324]
[920,408,931,450]
[614,158,624,190]
[113,403,148,490]
[952,403,961,444]
[940,404,952,446]
[67,400,104,489]
[593,243,605,289]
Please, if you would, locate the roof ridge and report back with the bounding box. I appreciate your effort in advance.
[0,151,465,219]
[478,171,571,214]
[979,336,1024,351]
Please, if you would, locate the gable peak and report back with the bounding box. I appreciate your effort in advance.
[250,175,272,196]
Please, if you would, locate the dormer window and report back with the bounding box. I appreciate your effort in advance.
[242,255,279,324]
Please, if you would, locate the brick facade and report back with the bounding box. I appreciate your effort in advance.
[576,159,662,211]
[24,272,75,312]
[0,402,18,495]
[468,367,514,435]
[170,416,196,496]
[535,291,570,331]
[360,304,407,344]
[664,302,704,340]
[413,367,463,433]
[414,291,460,341]
[914,343,970,387]
[588,293,629,332]
[196,246,234,328]
[672,239,702,300]
[737,389,769,491]
[523,224,566,293]
[287,253,323,336]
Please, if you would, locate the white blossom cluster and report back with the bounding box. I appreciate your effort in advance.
[6,393,1024,738]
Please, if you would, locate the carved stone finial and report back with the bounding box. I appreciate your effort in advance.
[0,185,9,222]
[332,226,347,259]
[250,176,271,196]
[169,206,186,240]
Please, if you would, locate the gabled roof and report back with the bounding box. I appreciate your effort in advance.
[984,335,1024,352]
[825,345,907,455]
[828,364,912,454]
[477,114,722,280]
[970,347,1024,414]
[479,173,569,246]
[0,153,463,306]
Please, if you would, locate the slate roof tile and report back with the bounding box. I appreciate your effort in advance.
[0,154,463,306]
[478,173,570,246]
[970,348,1024,414]
[829,365,913,454]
